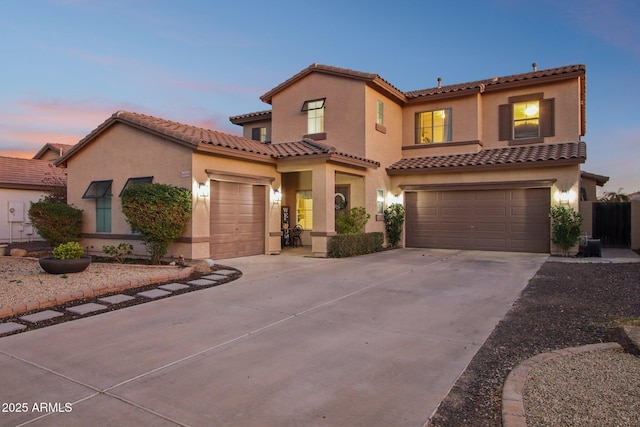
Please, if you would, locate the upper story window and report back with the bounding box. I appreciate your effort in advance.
[415,108,452,144]
[499,93,555,143]
[301,98,325,134]
[251,126,267,142]
[376,100,384,126]
[513,101,539,139]
[375,100,387,134]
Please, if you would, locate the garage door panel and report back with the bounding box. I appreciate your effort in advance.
[406,188,550,253]
[210,181,265,259]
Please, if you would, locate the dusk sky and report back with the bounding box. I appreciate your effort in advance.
[1,0,638,195]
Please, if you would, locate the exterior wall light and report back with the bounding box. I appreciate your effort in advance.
[198,182,209,198]
[273,189,282,204]
[555,189,576,204]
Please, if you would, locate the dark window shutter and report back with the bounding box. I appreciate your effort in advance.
[498,104,512,141]
[540,98,555,137]
[251,127,261,141]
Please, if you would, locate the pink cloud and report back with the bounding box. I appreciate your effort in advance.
[0,95,243,158]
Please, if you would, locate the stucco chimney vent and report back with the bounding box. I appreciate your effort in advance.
[437,77,442,88]
[532,62,537,72]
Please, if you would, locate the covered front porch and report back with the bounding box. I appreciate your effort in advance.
[273,162,368,257]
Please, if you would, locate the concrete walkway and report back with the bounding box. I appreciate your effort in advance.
[0,249,547,427]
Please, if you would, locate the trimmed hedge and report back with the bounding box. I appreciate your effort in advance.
[28,201,83,246]
[328,232,384,258]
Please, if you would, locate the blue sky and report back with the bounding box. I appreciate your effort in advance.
[1,0,638,194]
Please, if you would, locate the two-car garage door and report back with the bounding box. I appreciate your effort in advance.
[210,181,265,259]
[405,188,550,253]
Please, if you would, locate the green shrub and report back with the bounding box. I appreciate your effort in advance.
[336,207,370,234]
[550,205,583,256]
[121,183,192,264]
[52,241,84,259]
[383,203,405,248]
[102,243,133,263]
[328,232,383,258]
[28,201,83,246]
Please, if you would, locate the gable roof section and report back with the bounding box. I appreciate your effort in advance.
[32,143,74,160]
[270,139,380,169]
[387,141,586,174]
[57,111,277,166]
[229,110,272,125]
[260,63,406,105]
[0,156,67,190]
[57,111,379,169]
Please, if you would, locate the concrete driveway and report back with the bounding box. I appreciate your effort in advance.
[0,249,547,427]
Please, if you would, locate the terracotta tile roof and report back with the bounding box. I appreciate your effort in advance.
[0,156,67,189]
[60,111,277,161]
[270,139,380,167]
[260,63,405,104]
[405,64,585,100]
[32,143,74,160]
[58,111,379,168]
[387,142,586,173]
[229,110,272,125]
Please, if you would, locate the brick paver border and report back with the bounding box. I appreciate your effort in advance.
[501,342,623,427]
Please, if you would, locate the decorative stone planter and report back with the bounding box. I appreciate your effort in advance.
[38,256,92,274]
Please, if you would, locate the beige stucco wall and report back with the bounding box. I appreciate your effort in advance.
[482,79,582,148]
[240,118,272,142]
[400,78,582,152]
[270,73,367,157]
[66,124,193,258]
[66,123,282,260]
[192,152,280,258]
[402,93,480,155]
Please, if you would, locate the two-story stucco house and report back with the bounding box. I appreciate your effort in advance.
[56,63,588,260]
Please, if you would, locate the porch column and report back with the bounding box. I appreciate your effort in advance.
[311,164,336,257]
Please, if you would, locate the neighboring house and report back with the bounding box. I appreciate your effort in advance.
[0,154,67,243]
[32,143,74,161]
[57,63,590,259]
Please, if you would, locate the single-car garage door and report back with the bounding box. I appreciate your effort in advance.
[210,181,265,259]
[405,188,550,253]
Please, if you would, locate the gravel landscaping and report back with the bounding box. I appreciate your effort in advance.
[427,261,640,426]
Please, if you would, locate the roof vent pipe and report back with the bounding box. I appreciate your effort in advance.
[437,77,442,88]
[532,62,537,72]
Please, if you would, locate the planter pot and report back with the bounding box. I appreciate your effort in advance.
[39,256,92,274]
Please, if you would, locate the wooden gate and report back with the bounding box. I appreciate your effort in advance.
[592,202,631,248]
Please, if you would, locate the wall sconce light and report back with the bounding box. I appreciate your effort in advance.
[389,192,403,205]
[198,183,209,198]
[273,189,282,204]
[559,191,570,204]
[555,189,576,205]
